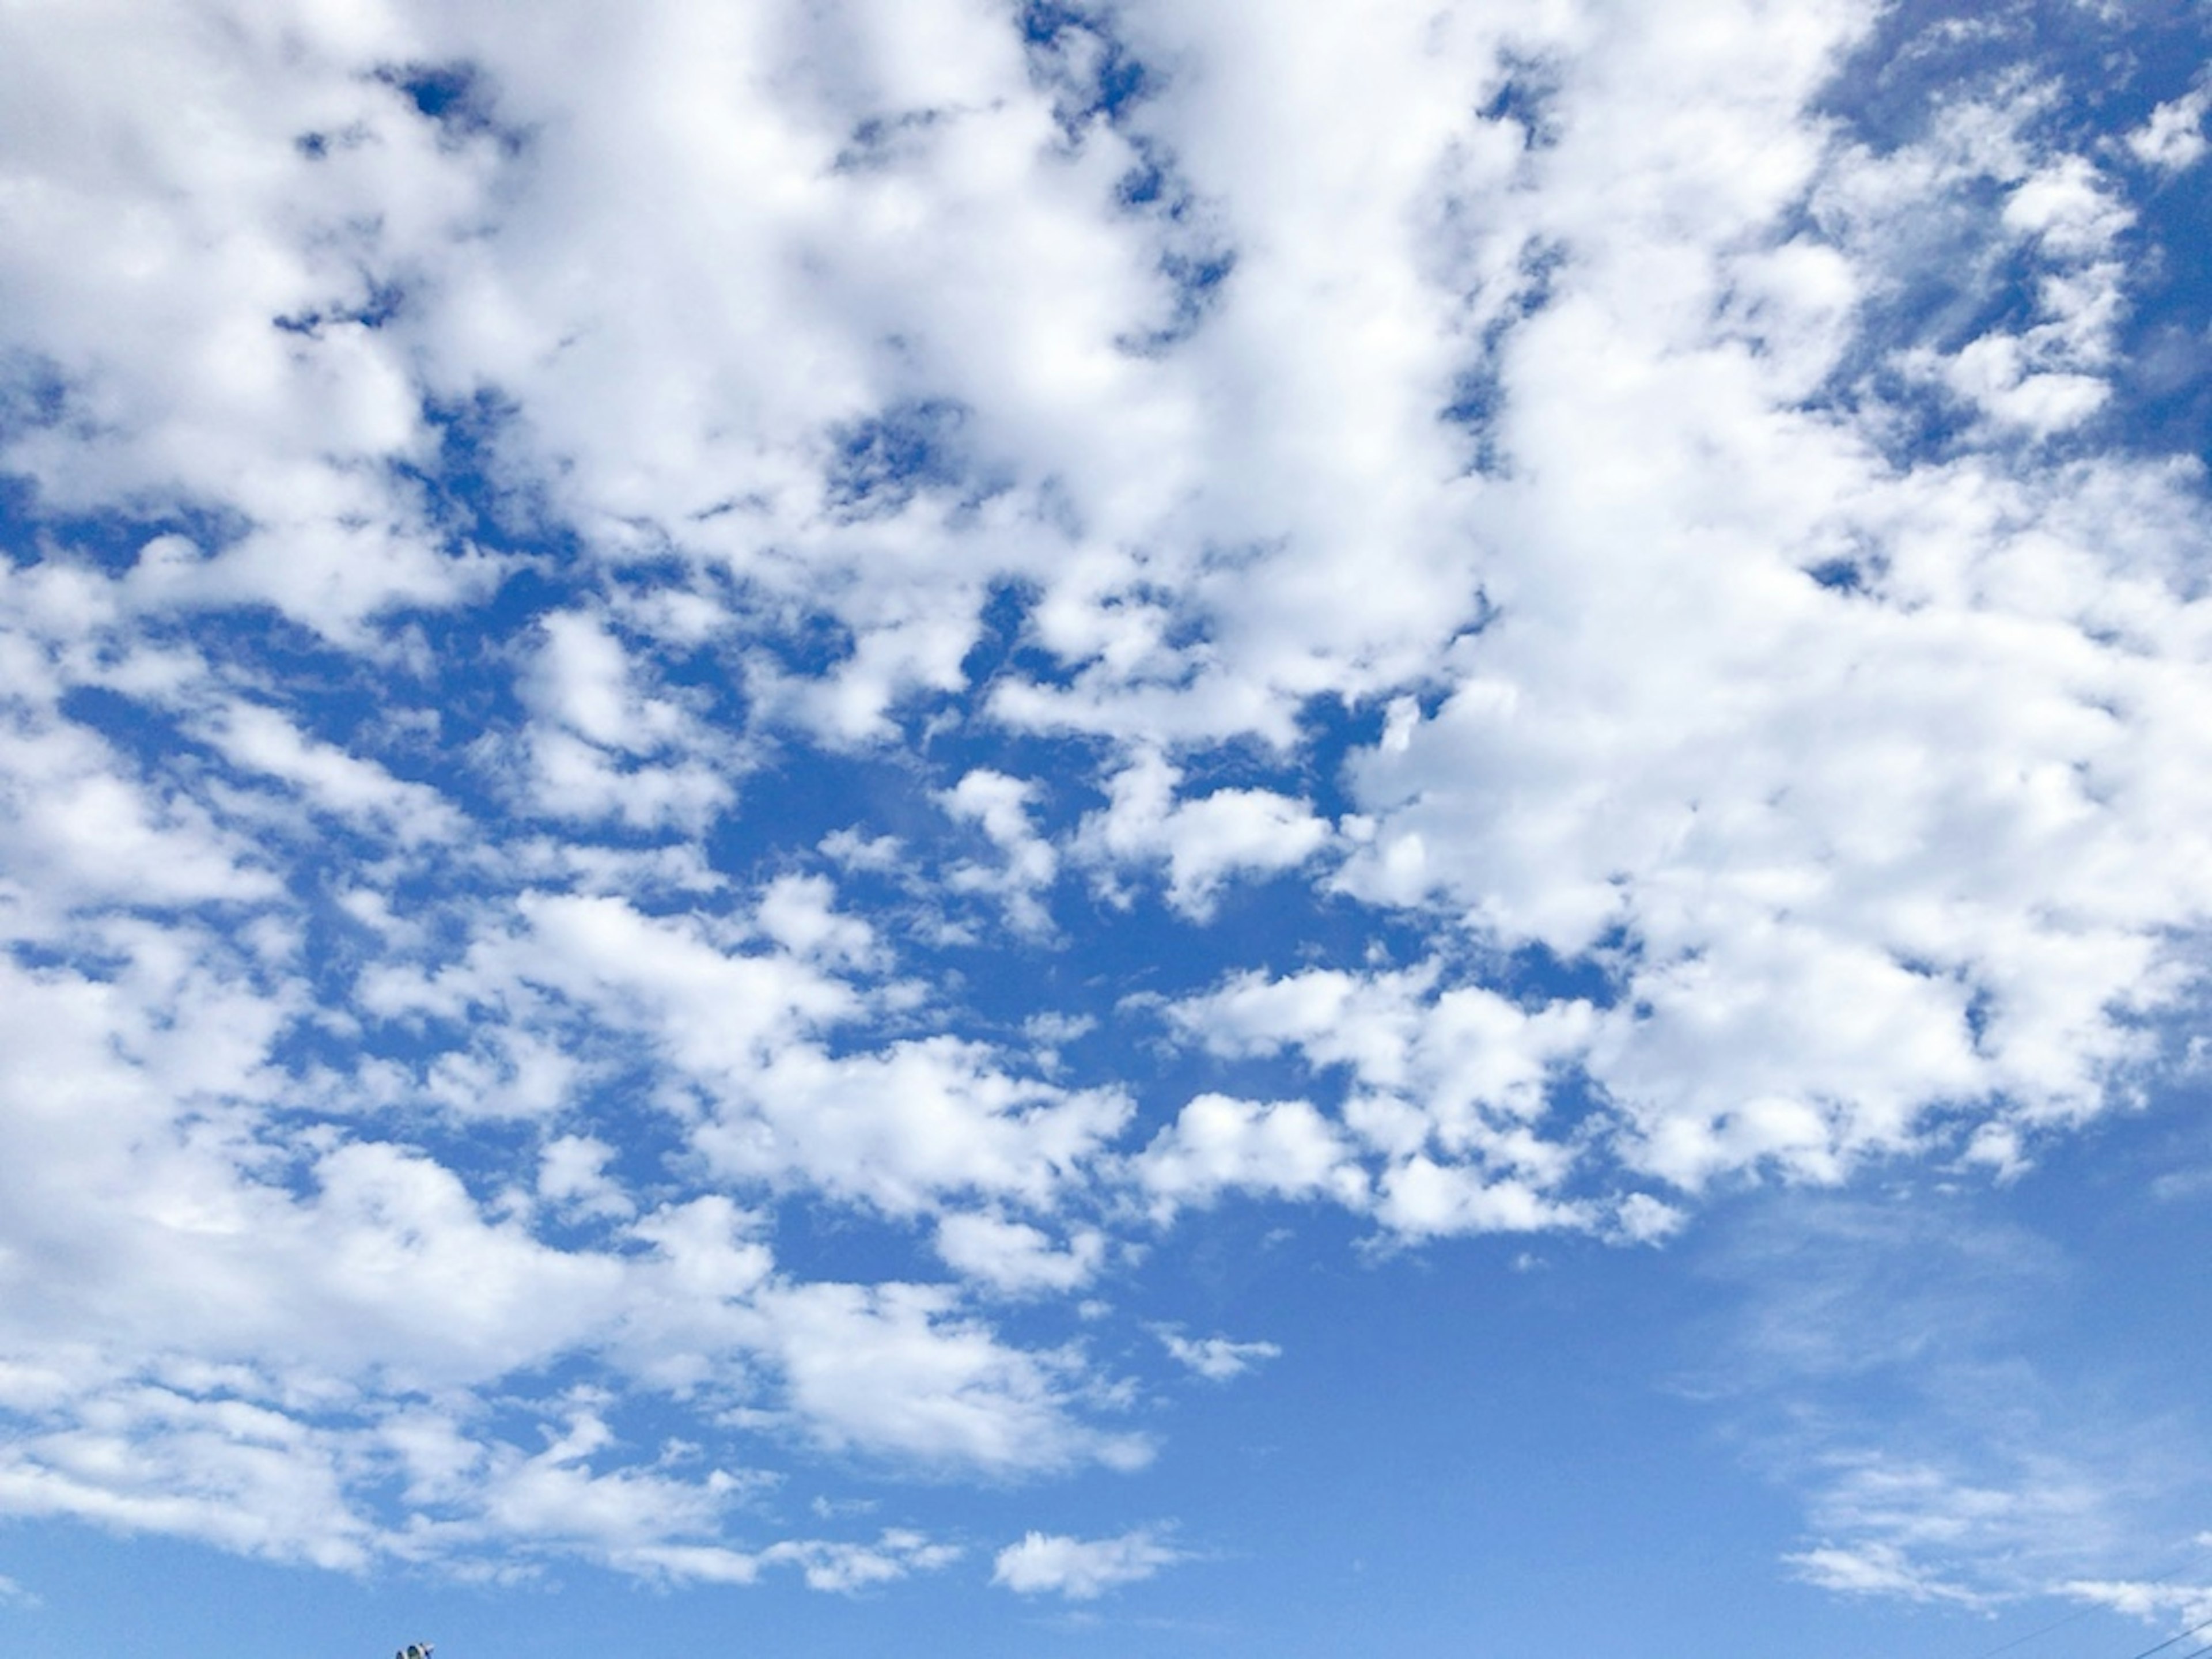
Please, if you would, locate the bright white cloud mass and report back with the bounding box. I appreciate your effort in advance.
[4,1,2212,1654]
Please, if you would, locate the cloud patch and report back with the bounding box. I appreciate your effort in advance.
[991,1527,1187,1599]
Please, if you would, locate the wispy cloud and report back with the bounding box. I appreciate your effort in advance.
[1690,1194,2212,1611]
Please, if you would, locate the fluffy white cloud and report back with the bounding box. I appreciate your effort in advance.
[1134,1093,1368,1217]
[941,768,1060,935]
[749,1279,1149,1475]
[694,1037,1134,1217]
[1323,53,2212,1192]
[991,1527,1185,1599]
[1075,750,1331,916]
[2128,86,2211,173]
[2,0,2210,1611]
[517,610,736,830]
[935,1211,1108,1297]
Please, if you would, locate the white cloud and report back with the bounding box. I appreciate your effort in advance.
[751,1530,963,1594]
[613,1530,961,1593]
[3,0,2212,1609]
[0,1,495,638]
[1696,1196,2212,1611]
[1151,967,1602,1237]
[2056,1574,2212,1630]
[517,611,736,831]
[755,873,878,967]
[536,1135,634,1221]
[0,1385,383,1573]
[192,698,463,842]
[2128,87,2211,173]
[941,768,1060,934]
[935,1211,1108,1297]
[991,1527,1185,1599]
[1376,1158,1590,1240]
[527,612,686,754]
[1786,1540,1985,1607]
[1331,57,2212,1181]
[1154,1328,1281,1382]
[1076,749,1330,916]
[0,696,279,925]
[693,1037,1134,1217]
[1167,966,1592,1170]
[1134,1094,1368,1217]
[749,1280,1150,1475]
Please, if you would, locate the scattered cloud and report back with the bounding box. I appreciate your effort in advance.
[1153,1328,1282,1382]
[2128,86,2211,173]
[1,0,2209,1624]
[992,1527,1187,1599]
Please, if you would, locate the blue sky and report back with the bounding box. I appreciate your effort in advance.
[4,1,2212,1654]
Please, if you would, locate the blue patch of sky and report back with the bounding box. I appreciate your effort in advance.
[1439,359,1511,476]
[1109,159,1237,350]
[1805,551,1877,593]
[760,1193,944,1287]
[1500,936,1625,1012]
[1096,1204,1908,1656]
[1810,2,2212,464]
[102,613,504,880]
[1816,1,2078,156]
[1,494,252,577]
[399,560,571,679]
[1440,239,1565,475]
[823,399,979,520]
[48,680,207,789]
[832,109,948,174]
[271,275,404,335]
[729,594,865,698]
[1693,1149,2212,1583]
[1289,692,1391,819]
[1014,3,1237,351]
[953,577,1086,696]
[373,59,530,157]
[0,473,36,547]
[0,359,78,461]
[408,385,572,546]
[763,1198,1115,1321]
[2116,163,2212,464]
[1141,245,1237,349]
[1020,1,1154,132]
[1477,51,1563,150]
[709,741,945,874]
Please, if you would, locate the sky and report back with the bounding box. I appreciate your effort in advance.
[3,0,2212,1654]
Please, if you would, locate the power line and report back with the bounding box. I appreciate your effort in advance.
[2121,1612,2212,1659]
[1953,1544,2212,1659]
[1960,1600,2101,1659]
[1959,1601,2209,1659]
